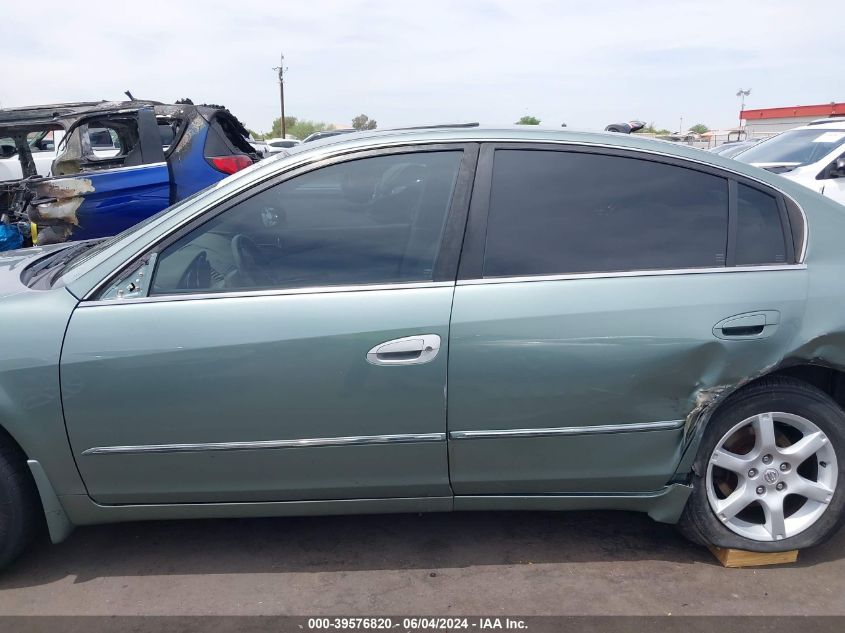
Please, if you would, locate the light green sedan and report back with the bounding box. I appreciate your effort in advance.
[1,126,844,568]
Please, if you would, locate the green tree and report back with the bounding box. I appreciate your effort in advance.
[352,114,377,131]
[516,115,541,125]
[635,122,671,135]
[269,116,333,140]
[689,123,710,134]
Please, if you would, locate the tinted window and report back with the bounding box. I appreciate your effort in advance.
[735,184,787,265]
[484,150,729,276]
[152,151,462,294]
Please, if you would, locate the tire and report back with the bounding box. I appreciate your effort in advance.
[679,376,845,552]
[0,435,40,569]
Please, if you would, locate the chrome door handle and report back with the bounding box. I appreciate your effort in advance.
[713,311,780,340]
[366,334,441,366]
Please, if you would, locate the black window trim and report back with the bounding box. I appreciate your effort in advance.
[90,142,479,301]
[458,143,798,282]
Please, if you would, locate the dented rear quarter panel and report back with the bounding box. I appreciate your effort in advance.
[675,185,845,475]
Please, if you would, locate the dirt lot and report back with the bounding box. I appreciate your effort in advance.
[0,510,843,616]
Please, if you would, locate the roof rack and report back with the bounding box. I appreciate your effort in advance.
[388,122,480,131]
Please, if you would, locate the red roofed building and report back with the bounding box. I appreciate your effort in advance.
[741,102,845,137]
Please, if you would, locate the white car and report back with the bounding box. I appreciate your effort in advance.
[736,119,845,206]
[0,128,121,181]
[248,139,271,158]
[0,130,63,180]
[264,137,301,154]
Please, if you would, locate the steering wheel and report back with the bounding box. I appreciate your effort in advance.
[231,234,274,288]
[177,250,211,290]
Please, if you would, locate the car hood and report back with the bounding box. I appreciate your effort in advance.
[0,243,72,299]
[748,161,802,174]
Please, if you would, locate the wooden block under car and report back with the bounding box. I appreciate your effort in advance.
[707,544,799,568]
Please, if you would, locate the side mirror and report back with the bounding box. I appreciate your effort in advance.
[827,156,845,179]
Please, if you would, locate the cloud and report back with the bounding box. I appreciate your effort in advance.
[0,0,839,133]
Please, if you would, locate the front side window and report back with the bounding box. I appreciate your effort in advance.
[483,150,729,277]
[151,151,462,294]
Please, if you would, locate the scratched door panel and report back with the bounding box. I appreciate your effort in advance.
[448,270,808,494]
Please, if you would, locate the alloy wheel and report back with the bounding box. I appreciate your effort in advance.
[706,412,838,541]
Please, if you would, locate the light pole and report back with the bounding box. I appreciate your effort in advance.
[273,53,288,138]
[736,88,751,132]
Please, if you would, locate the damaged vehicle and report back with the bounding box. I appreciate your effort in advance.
[0,100,259,249]
[2,126,845,568]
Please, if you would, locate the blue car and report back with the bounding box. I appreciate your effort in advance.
[0,100,259,249]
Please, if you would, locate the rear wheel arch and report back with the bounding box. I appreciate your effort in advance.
[678,372,845,550]
[681,364,845,470]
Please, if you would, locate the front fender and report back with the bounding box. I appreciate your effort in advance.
[0,287,85,497]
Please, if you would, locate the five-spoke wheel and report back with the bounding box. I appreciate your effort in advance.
[706,412,837,541]
[681,377,845,552]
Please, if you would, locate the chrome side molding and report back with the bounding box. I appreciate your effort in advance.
[449,419,685,440]
[457,264,806,287]
[82,432,447,456]
[83,420,686,455]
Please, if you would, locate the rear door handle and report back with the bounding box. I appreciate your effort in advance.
[366,334,441,366]
[713,311,780,340]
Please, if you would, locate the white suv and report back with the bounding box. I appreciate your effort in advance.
[736,120,845,206]
[0,127,122,181]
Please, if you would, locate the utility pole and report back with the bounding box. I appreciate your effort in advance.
[273,53,287,138]
[736,88,751,131]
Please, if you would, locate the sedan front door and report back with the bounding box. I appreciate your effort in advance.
[60,146,475,504]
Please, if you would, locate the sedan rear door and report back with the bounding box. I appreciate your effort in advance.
[447,145,808,496]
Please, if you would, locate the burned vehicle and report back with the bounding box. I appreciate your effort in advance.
[0,100,259,250]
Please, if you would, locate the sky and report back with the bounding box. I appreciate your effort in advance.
[1,0,840,135]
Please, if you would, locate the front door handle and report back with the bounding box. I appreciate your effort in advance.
[713,311,780,340]
[366,334,441,366]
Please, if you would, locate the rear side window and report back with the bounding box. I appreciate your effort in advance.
[483,150,729,277]
[735,184,787,265]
